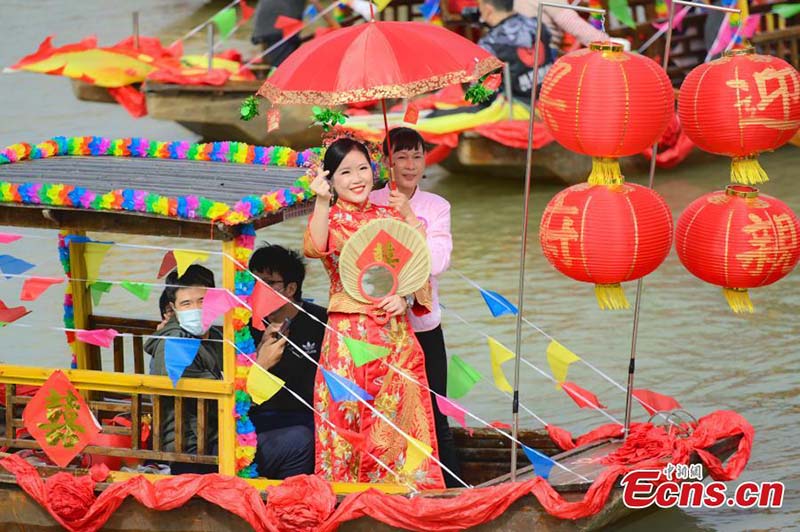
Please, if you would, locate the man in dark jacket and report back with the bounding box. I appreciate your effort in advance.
[148,264,314,478]
[477,0,555,102]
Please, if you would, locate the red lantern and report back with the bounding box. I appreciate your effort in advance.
[675,185,800,313]
[539,183,673,309]
[678,47,800,185]
[538,41,674,185]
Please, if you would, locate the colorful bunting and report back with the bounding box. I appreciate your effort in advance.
[83,243,111,284]
[274,15,304,39]
[322,368,373,403]
[446,355,482,399]
[374,0,393,12]
[246,365,285,405]
[546,340,581,389]
[251,281,287,331]
[120,281,151,301]
[0,233,22,244]
[173,249,209,277]
[435,395,469,432]
[609,0,636,29]
[334,425,369,453]
[562,381,605,410]
[164,337,201,387]
[0,299,30,325]
[157,251,177,278]
[489,420,511,430]
[479,288,518,317]
[772,3,800,19]
[633,388,681,416]
[344,337,390,367]
[487,337,514,393]
[89,281,112,306]
[20,276,64,301]
[22,370,100,468]
[240,0,254,22]
[201,288,240,329]
[401,437,432,474]
[0,254,35,278]
[76,328,119,348]
[213,7,238,36]
[420,0,440,20]
[522,444,555,480]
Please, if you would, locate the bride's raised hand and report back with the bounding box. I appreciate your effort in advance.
[310,167,332,202]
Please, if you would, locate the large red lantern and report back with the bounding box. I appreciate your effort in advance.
[678,47,800,185]
[538,41,674,185]
[675,185,800,313]
[539,183,673,309]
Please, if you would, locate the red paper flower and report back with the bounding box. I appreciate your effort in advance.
[265,475,336,532]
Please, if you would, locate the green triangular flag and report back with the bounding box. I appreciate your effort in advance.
[213,7,238,37]
[90,281,113,307]
[343,337,390,367]
[609,0,636,29]
[772,3,800,19]
[121,281,151,302]
[447,355,483,399]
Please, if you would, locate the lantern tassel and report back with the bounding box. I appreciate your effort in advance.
[731,156,768,185]
[723,288,754,314]
[594,284,630,310]
[588,157,624,186]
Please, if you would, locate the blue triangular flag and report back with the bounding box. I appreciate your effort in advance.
[164,337,201,387]
[322,368,374,403]
[420,0,440,19]
[0,255,35,279]
[522,444,555,480]
[479,288,518,317]
[63,234,91,246]
[304,3,318,18]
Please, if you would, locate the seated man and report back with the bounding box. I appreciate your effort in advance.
[248,244,327,478]
[477,0,555,102]
[147,264,315,478]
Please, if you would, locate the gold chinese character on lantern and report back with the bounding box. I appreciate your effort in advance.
[542,194,580,266]
[736,213,774,276]
[773,213,799,273]
[728,67,800,130]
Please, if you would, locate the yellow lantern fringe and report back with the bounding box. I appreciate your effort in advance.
[594,284,630,310]
[587,157,624,185]
[723,287,754,314]
[730,156,768,185]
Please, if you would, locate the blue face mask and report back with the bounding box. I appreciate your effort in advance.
[176,308,208,337]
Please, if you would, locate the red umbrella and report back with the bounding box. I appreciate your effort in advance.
[256,20,502,182]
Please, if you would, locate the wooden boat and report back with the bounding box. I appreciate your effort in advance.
[0,139,752,530]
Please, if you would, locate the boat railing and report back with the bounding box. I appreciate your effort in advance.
[752,25,800,69]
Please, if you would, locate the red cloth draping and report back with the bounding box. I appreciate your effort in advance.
[0,410,752,532]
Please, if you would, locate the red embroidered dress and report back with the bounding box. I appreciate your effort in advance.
[304,199,445,489]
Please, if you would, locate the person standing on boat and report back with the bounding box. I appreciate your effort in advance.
[305,137,446,489]
[477,0,556,101]
[247,244,327,476]
[147,265,314,478]
[251,0,306,67]
[368,127,462,488]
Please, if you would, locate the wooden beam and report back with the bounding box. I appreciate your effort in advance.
[67,233,95,372]
[217,239,237,476]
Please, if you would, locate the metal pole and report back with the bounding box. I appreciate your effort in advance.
[621,0,741,439]
[207,24,215,72]
[132,12,140,50]
[510,1,605,481]
[503,63,514,121]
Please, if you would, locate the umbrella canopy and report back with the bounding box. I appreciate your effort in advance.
[257,20,503,105]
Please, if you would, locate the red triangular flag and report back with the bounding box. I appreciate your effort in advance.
[239,0,255,22]
[403,102,419,124]
[157,251,177,279]
[633,388,681,416]
[274,15,304,39]
[20,276,65,301]
[76,328,119,348]
[251,281,287,331]
[562,381,606,410]
[0,299,30,325]
[489,420,511,430]
[22,370,101,467]
[334,426,369,453]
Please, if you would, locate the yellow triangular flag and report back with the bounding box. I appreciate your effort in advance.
[84,243,112,285]
[173,249,210,277]
[546,340,581,389]
[374,0,393,11]
[401,437,433,474]
[246,366,285,405]
[487,336,515,393]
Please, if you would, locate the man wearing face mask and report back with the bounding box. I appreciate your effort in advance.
[147,264,316,478]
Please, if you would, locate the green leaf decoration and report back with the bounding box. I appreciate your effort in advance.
[465,81,494,105]
[239,95,260,121]
[310,107,349,131]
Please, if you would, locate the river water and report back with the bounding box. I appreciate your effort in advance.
[1,2,798,530]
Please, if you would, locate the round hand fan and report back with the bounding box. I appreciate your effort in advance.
[339,218,431,304]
